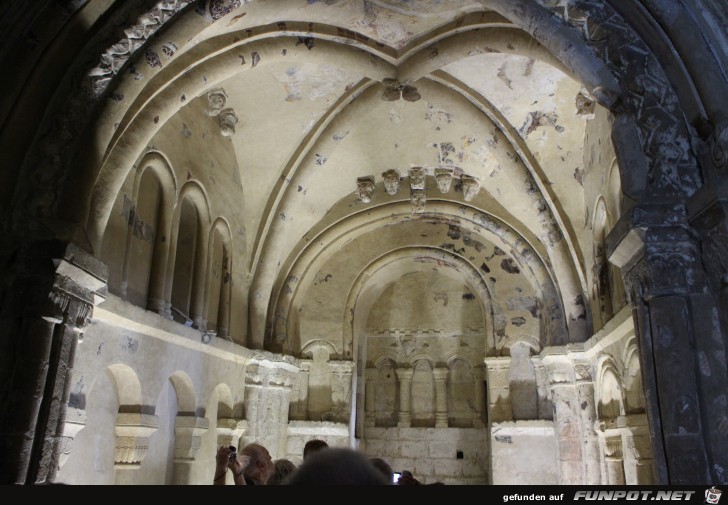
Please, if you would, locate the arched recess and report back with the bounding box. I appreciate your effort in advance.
[165,181,212,328]
[372,357,399,428]
[596,357,626,420]
[107,364,143,413]
[592,197,614,329]
[622,337,646,415]
[606,159,627,312]
[101,151,178,312]
[409,355,436,427]
[348,247,491,357]
[446,355,477,428]
[169,371,197,416]
[203,217,233,337]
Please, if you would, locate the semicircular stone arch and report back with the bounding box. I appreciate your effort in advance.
[267,200,568,356]
[344,247,492,365]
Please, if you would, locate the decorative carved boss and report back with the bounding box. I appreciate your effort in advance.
[356,167,481,213]
[207,87,239,137]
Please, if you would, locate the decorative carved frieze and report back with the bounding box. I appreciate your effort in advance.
[88,1,194,96]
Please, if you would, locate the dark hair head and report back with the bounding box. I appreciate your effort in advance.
[369,457,394,483]
[284,447,390,485]
[302,439,329,459]
[267,458,297,485]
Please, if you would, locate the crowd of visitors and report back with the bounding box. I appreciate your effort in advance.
[213,438,439,485]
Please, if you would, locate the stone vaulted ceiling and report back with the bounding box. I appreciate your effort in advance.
[82,0,607,360]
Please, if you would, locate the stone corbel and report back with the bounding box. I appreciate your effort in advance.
[382,169,401,195]
[409,167,426,190]
[114,413,159,466]
[461,174,480,201]
[58,407,88,470]
[575,89,595,119]
[216,418,248,449]
[435,168,453,193]
[207,87,228,116]
[218,108,239,136]
[356,177,375,203]
[174,414,209,461]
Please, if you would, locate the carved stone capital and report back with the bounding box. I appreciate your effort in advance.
[395,368,414,381]
[433,367,449,381]
[604,436,624,459]
[114,413,159,466]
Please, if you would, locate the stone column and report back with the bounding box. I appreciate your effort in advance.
[542,354,583,485]
[396,368,413,428]
[603,435,626,485]
[0,240,107,485]
[216,253,231,337]
[289,361,310,421]
[364,368,377,427]
[172,414,209,484]
[472,366,485,428]
[433,367,449,428]
[608,204,728,483]
[190,238,209,330]
[114,413,159,484]
[572,358,600,484]
[483,357,512,425]
[146,205,172,317]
